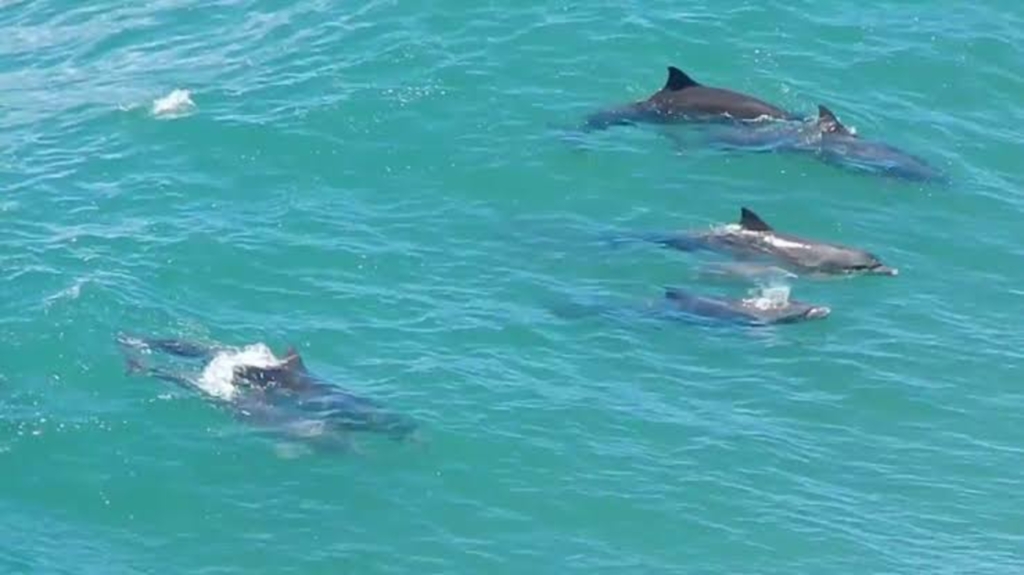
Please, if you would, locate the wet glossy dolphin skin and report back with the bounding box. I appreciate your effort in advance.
[584,66,799,130]
[639,207,898,278]
[663,287,831,326]
[708,105,947,183]
[116,334,418,447]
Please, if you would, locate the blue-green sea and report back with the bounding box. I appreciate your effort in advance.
[3,1,1024,573]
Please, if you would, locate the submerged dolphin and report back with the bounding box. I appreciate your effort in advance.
[116,334,418,449]
[626,207,898,278]
[663,286,831,326]
[708,105,946,182]
[550,283,829,328]
[584,66,798,130]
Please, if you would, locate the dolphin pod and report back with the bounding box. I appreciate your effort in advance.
[110,58,940,452]
[559,61,950,327]
[584,64,945,183]
[593,203,898,327]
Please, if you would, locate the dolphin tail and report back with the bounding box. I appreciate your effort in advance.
[582,108,640,132]
[116,332,216,359]
[658,128,693,155]
[547,300,608,320]
[599,231,703,252]
[598,231,657,249]
[120,353,199,392]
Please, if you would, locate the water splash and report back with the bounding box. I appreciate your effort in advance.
[151,88,196,119]
[196,344,284,401]
[744,284,792,310]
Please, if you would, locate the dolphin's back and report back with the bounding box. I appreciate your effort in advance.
[664,288,753,322]
[652,87,791,121]
[702,227,870,274]
[287,380,417,440]
[820,134,946,182]
[665,287,829,325]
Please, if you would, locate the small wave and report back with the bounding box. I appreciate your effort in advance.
[196,343,284,401]
[43,278,87,308]
[150,88,196,119]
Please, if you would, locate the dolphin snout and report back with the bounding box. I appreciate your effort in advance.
[872,265,899,276]
[806,306,831,320]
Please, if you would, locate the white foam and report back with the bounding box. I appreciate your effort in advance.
[744,285,792,310]
[762,235,808,250]
[197,343,284,401]
[43,277,86,308]
[718,223,809,250]
[151,89,195,118]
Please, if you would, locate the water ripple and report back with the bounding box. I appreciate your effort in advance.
[2,0,1024,573]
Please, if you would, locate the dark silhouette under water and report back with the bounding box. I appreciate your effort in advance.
[550,284,831,328]
[702,105,947,183]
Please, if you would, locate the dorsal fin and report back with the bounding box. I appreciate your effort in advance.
[817,105,852,136]
[664,66,700,91]
[283,346,307,372]
[739,207,773,232]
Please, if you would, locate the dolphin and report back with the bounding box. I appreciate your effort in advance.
[116,334,418,449]
[663,286,831,326]
[707,105,946,182]
[584,66,798,130]
[550,283,829,329]
[640,207,898,277]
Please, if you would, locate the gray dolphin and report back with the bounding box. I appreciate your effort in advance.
[116,334,418,448]
[585,66,798,130]
[620,207,898,278]
[663,286,831,326]
[708,105,946,182]
[550,284,830,329]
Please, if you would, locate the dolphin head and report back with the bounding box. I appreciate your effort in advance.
[750,300,831,324]
[829,250,899,276]
[802,305,832,320]
[739,288,832,325]
[861,259,899,276]
[773,302,831,323]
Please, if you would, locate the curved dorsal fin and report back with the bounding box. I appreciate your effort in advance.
[664,66,700,91]
[739,207,773,232]
[283,346,307,372]
[817,105,852,136]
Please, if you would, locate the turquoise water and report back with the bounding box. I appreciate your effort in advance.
[3,0,1024,572]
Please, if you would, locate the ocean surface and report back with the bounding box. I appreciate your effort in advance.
[2,0,1023,573]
